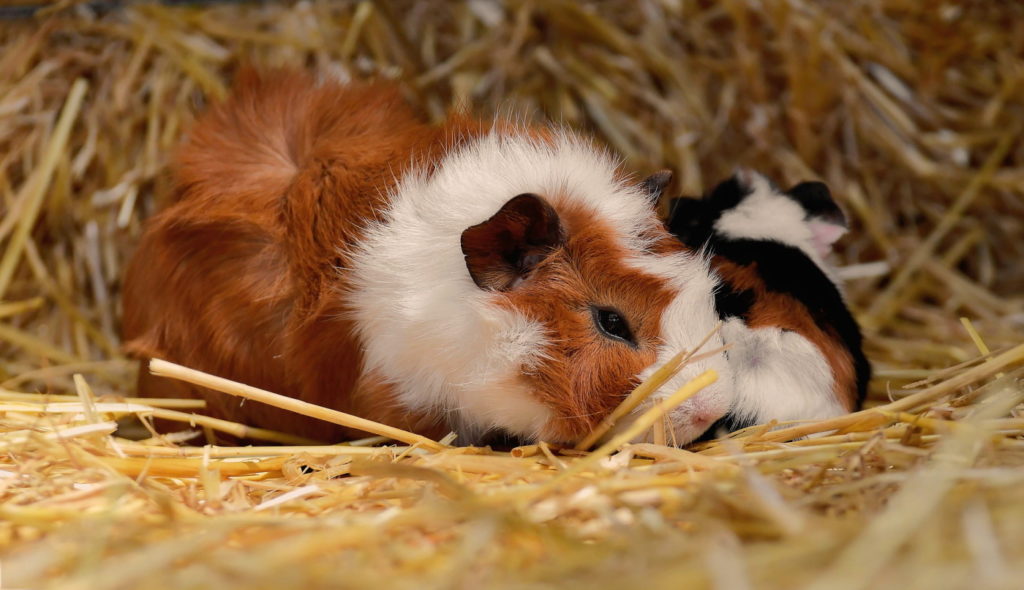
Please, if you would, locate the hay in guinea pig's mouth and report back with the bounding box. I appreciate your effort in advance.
[2,2,1024,589]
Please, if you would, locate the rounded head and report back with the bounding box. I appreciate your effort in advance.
[348,131,731,446]
[668,169,849,267]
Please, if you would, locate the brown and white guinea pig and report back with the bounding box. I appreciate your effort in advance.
[121,68,731,447]
[666,170,871,437]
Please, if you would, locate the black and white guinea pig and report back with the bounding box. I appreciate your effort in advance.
[666,170,871,437]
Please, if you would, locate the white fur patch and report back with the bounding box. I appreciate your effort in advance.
[714,171,843,283]
[720,319,846,424]
[623,253,734,445]
[346,130,695,442]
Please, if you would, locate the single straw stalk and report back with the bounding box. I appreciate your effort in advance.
[0,390,205,409]
[99,455,287,478]
[1,401,321,445]
[114,442,411,458]
[148,358,446,451]
[0,78,88,300]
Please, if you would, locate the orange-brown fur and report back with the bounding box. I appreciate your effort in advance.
[493,204,682,442]
[123,69,482,441]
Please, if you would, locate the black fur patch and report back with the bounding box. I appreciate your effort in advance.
[704,174,753,213]
[713,284,755,321]
[475,428,531,451]
[667,175,753,248]
[786,181,846,227]
[666,198,712,247]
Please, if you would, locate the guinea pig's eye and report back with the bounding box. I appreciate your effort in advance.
[591,306,637,347]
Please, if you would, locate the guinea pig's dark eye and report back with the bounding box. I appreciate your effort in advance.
[591,306,637,347]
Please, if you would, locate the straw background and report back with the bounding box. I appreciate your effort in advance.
[0,1,1022,589]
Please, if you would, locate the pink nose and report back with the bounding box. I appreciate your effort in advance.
[690,411,717,429]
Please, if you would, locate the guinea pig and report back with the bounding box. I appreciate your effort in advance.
[121,67,732,447]
[666,170,870,437]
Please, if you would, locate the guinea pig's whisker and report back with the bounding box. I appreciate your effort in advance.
[675,345,732,367]
[687,320,724,357]
[554,409,604,421]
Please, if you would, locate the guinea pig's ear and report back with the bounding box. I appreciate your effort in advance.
[460,193,563,291]
[786,181,848,258]
[666,197,710,248]
[639,170,673,205]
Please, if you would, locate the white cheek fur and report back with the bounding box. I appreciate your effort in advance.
[346,129,689,441]
[720,318,846,425]
[622,252,735,446]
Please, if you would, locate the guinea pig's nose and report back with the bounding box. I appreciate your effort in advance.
[686,411,723,442]
[476,428,532,451]
[693,415,730,443]
[691,411,717,429]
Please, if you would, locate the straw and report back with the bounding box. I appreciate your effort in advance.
[1,3,1023,589]
[149,358,446,451]
[574,325,726,451]
[0,78,87,299]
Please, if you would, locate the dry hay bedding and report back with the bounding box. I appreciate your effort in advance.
[0,2,1023,589]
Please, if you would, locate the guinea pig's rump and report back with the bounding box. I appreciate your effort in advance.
[123,67,734,448]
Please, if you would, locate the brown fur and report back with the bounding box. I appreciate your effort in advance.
[493,204,684,442]
[123,69,483,441]
[123,68,695,443]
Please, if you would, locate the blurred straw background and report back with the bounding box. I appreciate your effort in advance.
[0,1,1022,589]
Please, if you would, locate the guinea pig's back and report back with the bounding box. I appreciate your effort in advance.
[123,70,314,400]
[121,69,451,436]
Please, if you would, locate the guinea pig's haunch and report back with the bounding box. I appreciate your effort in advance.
[122,68,731,447]
[667,171,871,436]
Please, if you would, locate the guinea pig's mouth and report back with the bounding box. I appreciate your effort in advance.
[691,413,757,444]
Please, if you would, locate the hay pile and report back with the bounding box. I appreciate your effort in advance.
[1,2,1022,588]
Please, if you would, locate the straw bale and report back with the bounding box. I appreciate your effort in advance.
[0,1,1022,588]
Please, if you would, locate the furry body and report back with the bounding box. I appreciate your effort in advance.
[668,171,870,434]
[123,69,730,445]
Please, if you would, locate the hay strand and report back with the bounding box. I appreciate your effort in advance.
[149,358,446,451]
[0,78,87,299]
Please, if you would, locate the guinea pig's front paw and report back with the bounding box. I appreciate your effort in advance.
[722,320,847,426]
[720,317,780,368]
